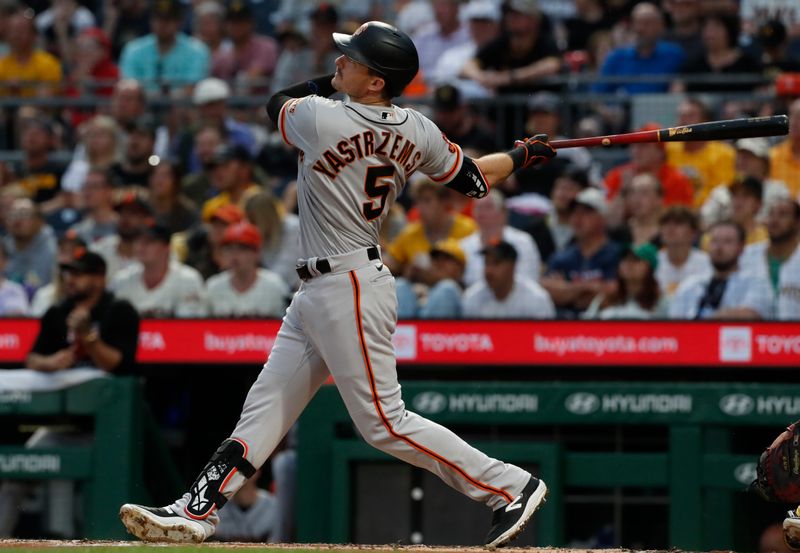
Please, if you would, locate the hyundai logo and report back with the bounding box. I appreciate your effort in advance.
[565,392,600,415]
[719,394,755,416]
[734,462,757,485]
[412,392,447,415]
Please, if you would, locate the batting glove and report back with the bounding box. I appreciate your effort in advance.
[513,133,556,169]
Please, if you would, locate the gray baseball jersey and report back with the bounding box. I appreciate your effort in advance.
[279,95,464,258]
[166,94,532,534]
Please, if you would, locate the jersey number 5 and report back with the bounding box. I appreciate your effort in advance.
[362,165,394,221]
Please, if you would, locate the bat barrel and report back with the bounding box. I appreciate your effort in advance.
[550,115,789,150]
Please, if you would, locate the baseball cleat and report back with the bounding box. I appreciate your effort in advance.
[119,503,212,543]
[484,477,548,549]
[785,506,800,550]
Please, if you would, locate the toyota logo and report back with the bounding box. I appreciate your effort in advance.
[565,392,600,415]
[412,392,447,415]
[719,394,755,416]
[734,462,757,485]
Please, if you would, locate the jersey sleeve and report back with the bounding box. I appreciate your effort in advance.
[276,96,321,154]
[416,117,463,185]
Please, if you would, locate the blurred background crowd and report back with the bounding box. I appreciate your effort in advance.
[0,0,799,321]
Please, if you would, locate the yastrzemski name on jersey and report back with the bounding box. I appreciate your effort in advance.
[279,96,463,259]
[311,129,424,179]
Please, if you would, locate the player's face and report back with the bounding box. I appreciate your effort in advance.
[332,55,384,99]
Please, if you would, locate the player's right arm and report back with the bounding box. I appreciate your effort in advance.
[266,73,337,125]
[473,135,557,186]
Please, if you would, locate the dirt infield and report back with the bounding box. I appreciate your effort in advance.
[0,541,641,553]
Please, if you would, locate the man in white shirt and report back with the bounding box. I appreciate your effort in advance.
[90,192,152,277]
[429,0,502,97]
[111,222,207,317]
[656,205,711,298]
[463,241,554,319]
[669,221,773,319]
[206,222,289,318]
[412,0,471,82]
[740,198,800,320]
[461,189,542,287]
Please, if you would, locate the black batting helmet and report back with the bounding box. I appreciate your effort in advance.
[332,21,419,97]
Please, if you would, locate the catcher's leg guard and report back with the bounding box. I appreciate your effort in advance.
[185,438,256,520]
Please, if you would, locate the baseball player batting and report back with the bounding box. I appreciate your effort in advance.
[119,21,555,548]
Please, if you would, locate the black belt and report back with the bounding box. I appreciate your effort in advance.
[296,246,380,281]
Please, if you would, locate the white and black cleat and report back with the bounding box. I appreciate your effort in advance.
[119,503,211,543]
[484,477,548,549]
[785,506,800,550]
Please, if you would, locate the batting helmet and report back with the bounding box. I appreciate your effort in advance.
[332,21,419,97]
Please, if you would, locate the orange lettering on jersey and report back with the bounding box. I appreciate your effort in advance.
[313,159,336,179]
[389,134,404,160]
[363,131,375,156]
[350,134,364,159]
[323,150,346,175]
[375,131,391,156]
[396,140,415,166]
[337,140,356,163]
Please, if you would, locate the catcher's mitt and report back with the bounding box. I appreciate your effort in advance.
[751,420,800,503]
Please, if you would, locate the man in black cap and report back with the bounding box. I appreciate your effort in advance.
[119,0,210,92]
[515,91,597,198]
[0,249,139,539]
[111,118,157,189]
[111,220,207,317]
[27,249,140,374]
[432,84,495,154]
[462,240,555,318]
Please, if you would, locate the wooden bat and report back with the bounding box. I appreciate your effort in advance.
[550,115,789,149]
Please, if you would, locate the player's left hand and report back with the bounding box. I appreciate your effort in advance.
[513,133,556,169]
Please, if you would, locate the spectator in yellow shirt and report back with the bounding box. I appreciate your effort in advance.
[200,144,261,222]
[385,179,477,285]
[0,12,61,97]
[665,97,735,207]
[769,98,800,198]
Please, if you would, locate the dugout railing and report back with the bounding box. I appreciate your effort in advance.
[0,377,183,539]
[296,381,799,550]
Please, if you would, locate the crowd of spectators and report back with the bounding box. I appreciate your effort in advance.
[0,0,799,321]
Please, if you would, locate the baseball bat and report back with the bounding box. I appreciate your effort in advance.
[549,115,789,149]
